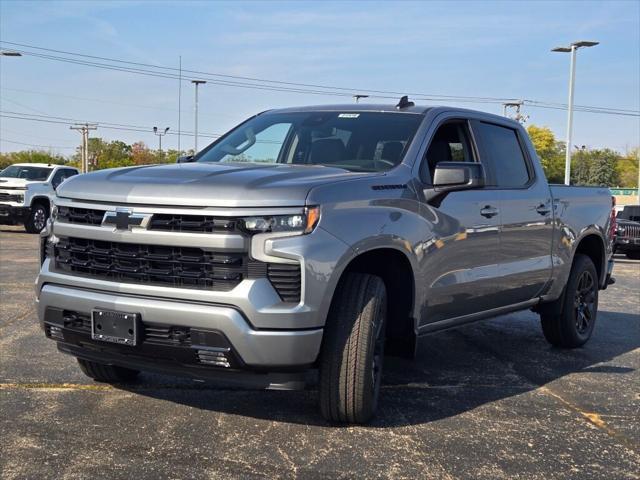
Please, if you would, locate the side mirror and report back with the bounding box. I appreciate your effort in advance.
[177,155,194,164]
[432,162,485,192]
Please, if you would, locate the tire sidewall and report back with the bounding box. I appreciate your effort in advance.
[26,204,48,233]
[561,255,598,346]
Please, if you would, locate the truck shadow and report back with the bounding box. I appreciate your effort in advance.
[116,309,638,428]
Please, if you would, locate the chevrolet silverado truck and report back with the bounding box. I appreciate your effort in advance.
[0,163,78,233]
[36,102,615,423]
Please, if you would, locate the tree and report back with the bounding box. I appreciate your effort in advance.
[571,148,621,187]
[0,150,69,170]
[587,149,620,187]
[616,148,639,188]
[526,125,565,183]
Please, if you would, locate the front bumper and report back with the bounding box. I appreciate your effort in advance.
[38,284,324,371]
[614,238,640,252]
[0,204,29,224]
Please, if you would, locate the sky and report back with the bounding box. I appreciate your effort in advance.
[0,0,638,156]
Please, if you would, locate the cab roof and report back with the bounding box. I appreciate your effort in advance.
[266,103,433,115]
[9,163,58,167]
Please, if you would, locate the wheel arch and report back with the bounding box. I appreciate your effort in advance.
[573,232,606,287]
[29,195,51,212]
[331,246,417,357]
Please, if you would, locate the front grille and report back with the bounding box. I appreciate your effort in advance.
[0,192,23,202]
[46,308,241,369]
[144,323,191,346]
[56,206,242,234]
[268,263,302,303]
[622,225,640,239]
[55,237,247,291]
[58,206,105,225]
[63,310,92,330]
[60,311,192,346]
[149,214,239,233]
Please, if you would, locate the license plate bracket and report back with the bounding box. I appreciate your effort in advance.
[91,309,139,346]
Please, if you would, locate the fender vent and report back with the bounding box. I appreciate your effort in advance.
[267,263,301,303]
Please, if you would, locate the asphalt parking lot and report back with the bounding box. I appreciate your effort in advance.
[1,225,638,480]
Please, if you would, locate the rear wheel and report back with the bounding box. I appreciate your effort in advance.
[25,203,48,233]
[626,251,640,260]
[319,272,387,424]
[77,358,140,383]
[541,254,598,348]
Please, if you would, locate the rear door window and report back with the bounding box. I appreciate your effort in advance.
[475,122,530,187]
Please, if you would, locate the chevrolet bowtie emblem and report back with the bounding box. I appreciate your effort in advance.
[102,209,151,230]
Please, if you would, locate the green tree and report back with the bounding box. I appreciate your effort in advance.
[571,148,621,187]
[587,149,620,187]
[616,148,639,188]
[0,150,68,170]
[526,125,565,183]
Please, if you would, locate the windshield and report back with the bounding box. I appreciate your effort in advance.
[0,165,53,181]
[196,111,423,172]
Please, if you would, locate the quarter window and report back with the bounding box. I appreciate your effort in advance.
[476,122,530,187]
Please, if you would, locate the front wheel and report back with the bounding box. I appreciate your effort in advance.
[541,254,599,348]
[24,203,48,233]
[319,273,387,424]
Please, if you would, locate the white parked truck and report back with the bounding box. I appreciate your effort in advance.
[0,163,79,233]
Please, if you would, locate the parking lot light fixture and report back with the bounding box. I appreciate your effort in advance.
[551,40,599,185]
[0,50,22,56]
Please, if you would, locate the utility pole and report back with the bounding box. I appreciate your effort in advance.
[70,123,97,173]
[178,55,182,154]
[502,101,528,124]
[153,127,170,151]
[552,40,599,185]
[191,80,206,153]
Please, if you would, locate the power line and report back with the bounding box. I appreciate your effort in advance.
[0,138,76,150]
[0,110,221,138]
[2,40,637,117]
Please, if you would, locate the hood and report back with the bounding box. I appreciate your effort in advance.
[0,178,39,190]
[56,162,372,207]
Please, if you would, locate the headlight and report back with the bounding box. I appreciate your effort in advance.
[240,206,320,235]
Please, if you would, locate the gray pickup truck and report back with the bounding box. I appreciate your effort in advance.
[36,102,615,423]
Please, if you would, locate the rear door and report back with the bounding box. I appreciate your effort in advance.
[416,118,503,326]
[472,120,554,306]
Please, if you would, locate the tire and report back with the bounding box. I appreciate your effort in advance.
[24,203,48,233]
[541,254,599,348]
[626,251,640,260]
[319,272,387,424]
[77,358,140,383]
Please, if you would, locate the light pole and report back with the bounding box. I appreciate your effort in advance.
[552,40,599,185]
[353,94,369,104]
[153,126,170,152]
[191,80,206,153]
[0,50,22,57]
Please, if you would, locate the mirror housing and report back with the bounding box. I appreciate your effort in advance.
[432,162,485,192]
[177,155,194,164]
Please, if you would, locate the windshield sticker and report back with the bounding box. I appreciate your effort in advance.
[338,113,360,118]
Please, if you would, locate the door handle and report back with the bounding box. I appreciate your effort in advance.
[535,204,551,216]
[480,205,499,218]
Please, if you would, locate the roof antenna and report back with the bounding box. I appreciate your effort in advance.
[396,95,414,109]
